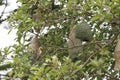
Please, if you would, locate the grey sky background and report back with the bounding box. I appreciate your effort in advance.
[0,0,20,48]
[0,0,20,76]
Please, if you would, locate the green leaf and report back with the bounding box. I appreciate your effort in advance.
[90,14,102,22]
[0,63,12,70]
[99,48,109,55]
[91,59,99,67]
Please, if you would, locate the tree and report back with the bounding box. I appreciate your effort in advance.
[1,0,120,80]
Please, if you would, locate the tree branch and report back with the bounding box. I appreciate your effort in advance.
[0,0,8,19]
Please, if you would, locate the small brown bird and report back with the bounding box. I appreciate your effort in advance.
[29,35,43,60]
[37,46,43,60]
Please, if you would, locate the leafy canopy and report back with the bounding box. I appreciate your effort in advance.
[0,0,120,80]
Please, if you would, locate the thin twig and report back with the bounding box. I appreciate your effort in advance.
[0,0,8,19]
[83,53,96,66]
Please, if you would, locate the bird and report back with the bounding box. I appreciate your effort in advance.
[29,34,43,61]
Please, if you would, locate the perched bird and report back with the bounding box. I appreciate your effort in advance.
[29,35,43,61]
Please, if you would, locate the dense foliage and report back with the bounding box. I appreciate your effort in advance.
[0,0,120,80]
